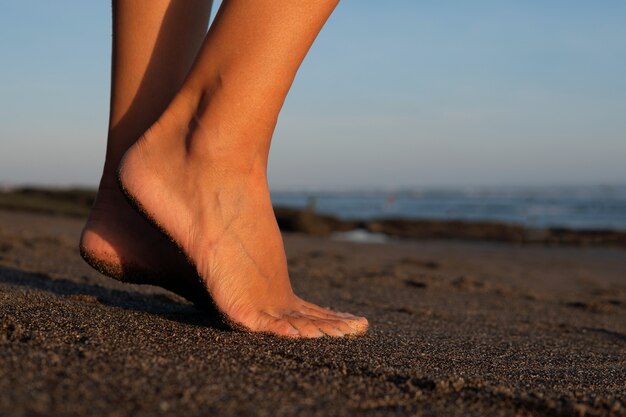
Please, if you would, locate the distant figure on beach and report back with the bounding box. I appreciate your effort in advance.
[79,0,367,338]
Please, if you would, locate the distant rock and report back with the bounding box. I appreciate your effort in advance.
[273,207,357,236]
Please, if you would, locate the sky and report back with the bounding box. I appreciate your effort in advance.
[1,1,625,190]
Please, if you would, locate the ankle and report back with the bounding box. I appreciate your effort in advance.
[156,85,275,178]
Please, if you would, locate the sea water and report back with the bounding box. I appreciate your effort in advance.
[271,185,626,231]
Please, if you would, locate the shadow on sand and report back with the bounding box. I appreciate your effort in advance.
[0,265,231,331]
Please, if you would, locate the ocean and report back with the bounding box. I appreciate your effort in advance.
[271,185,626,231]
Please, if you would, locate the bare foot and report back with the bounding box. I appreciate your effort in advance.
[80,182,213,307]
[117,93,368,338]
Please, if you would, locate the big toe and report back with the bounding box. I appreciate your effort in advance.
[299,303,368,334]
[286,314,366,338]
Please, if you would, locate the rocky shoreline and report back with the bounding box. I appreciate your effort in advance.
[1,187,625,247]
[276,207,626,247]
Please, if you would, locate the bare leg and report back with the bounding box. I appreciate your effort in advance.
[80,0,213,303]
[119,0,368,337]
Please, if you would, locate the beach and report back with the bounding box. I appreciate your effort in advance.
[3,0,624,414]
[1,207,625,416]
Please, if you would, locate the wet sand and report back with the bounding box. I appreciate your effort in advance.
[0,208,625,416]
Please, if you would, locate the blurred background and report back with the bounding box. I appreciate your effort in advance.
[1,0,625,230]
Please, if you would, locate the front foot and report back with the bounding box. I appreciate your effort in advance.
[117,100,368,338]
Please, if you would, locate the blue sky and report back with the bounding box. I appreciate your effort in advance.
[1,1,625,189]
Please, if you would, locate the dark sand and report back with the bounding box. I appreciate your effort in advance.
[0,209,624,417]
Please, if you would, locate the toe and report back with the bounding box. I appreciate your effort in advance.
[289,313,367,338]
[268,319,300,338]
[316,321,346,337]
[253,307,367,338]
[344,315,368,334]
[300,304,341,320]
[252,311,300,338]
[285,315,328,338]
[300,301,363,321]
[322,316,367,336]
[297,303,368,336]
